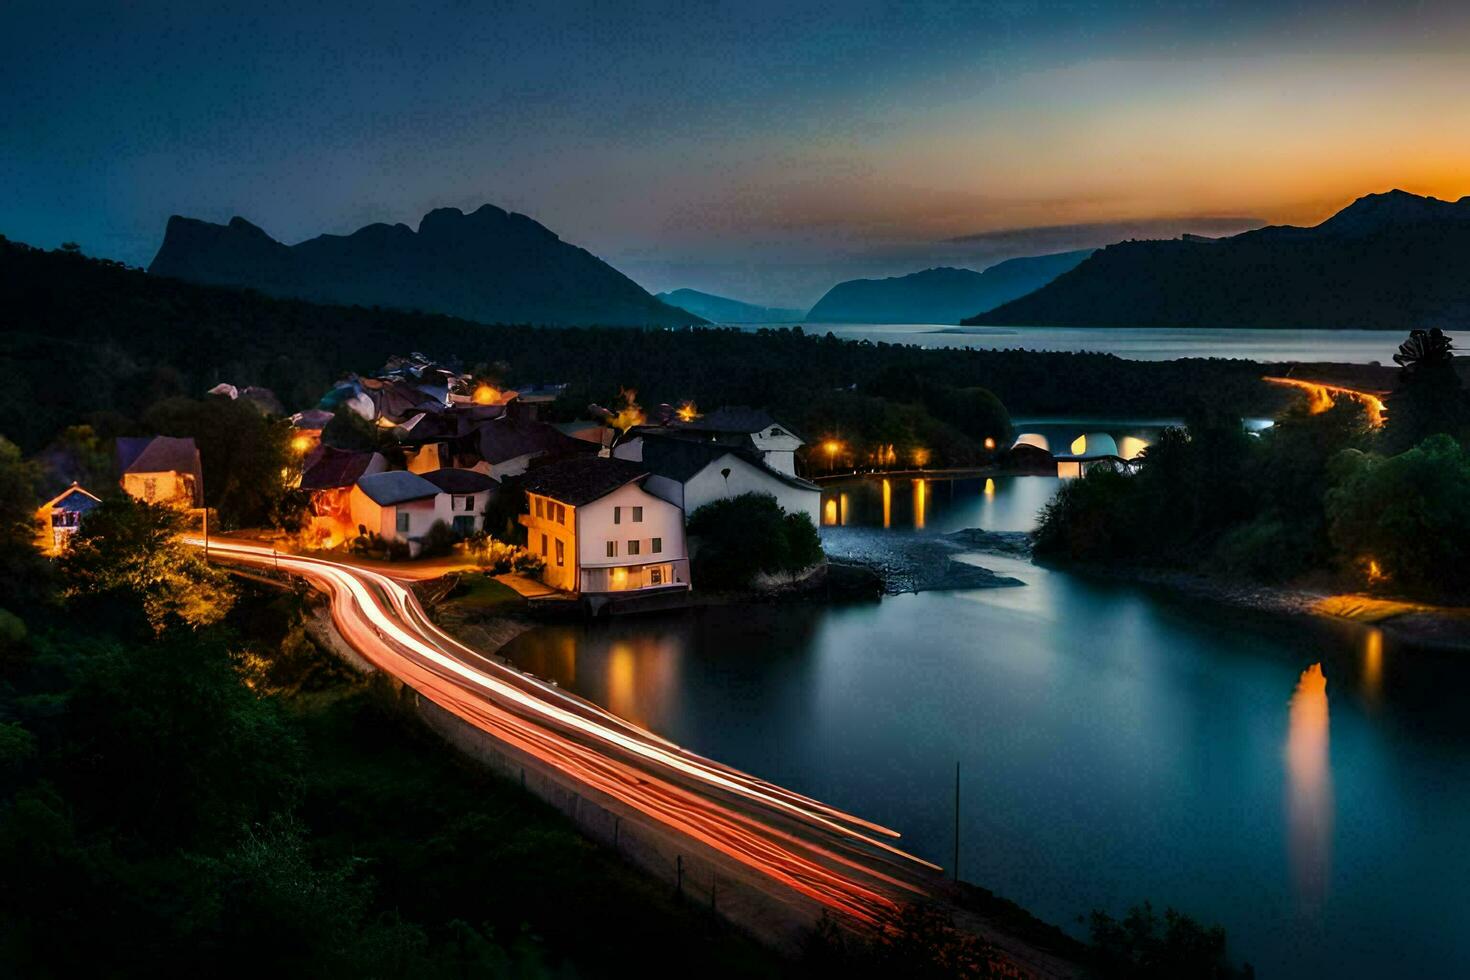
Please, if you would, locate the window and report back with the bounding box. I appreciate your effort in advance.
[396,512,411,534]
[540,533,548,556]
[534,497,543,518]
[606,541,618,557]
[555,503,565,524]
[770,427,781,437]
[143,477,157,501]
[554,539,564,566]
[627,540,640,556]
[453,515,475,535]
[463,495,476,512]
[651,567,663,585]
[613,506,621,524]
[651,537,662,554]
[632,506,643,522]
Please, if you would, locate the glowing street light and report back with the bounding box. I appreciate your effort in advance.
[823,439,841,472]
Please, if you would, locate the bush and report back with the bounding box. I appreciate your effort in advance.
[1325,434,1470,597]
[1088,902,1249,979]
[511,550,545,575]
[419,520,460,559]
[687,493,824,589]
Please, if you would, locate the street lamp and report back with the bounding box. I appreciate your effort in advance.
[823,439,841,473]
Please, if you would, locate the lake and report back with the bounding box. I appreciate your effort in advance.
[501,473,1470,977]
[740,323,1404,364]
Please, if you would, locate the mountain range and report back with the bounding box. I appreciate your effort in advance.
[805,250,1095,324]
[148,205,701,327]
[654,288,804,323]
[966,190,1470,330]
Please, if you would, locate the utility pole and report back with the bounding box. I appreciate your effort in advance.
[953,761,961,882]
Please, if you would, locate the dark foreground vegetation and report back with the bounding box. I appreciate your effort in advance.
[1036,329,1470,601]
[2,237,1284,470]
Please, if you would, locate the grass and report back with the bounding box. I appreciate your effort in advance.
[443,573,525,614]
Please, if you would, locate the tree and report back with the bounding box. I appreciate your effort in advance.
[142,396,295,529]
[1382,328,1470,454]
[1325,435,1470,596]
[1088,902,1248,980]
[0,435,49,607]
[687,494,824,589]
[58,496,235,632]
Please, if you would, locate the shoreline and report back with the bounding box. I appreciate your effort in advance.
[1049,561,1470,652]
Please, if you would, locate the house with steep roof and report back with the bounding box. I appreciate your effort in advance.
[519,456,689,595]
[36,483,102,554]
[633,406,806,476]
[612,432,820,526]
[116,436,203,507]
[452,417,594,480]
[299,446,388,546]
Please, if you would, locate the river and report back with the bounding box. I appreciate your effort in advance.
[740,323,1403,364]
[500,474,1470,978]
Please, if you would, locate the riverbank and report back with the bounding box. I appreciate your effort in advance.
[1055,562,1470,652]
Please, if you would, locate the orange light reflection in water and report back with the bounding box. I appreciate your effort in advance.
[882,479,891,528]
[1286,663,1333,912]
[913,479,926,530]
[1361,629,1383,702]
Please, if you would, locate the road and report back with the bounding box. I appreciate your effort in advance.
[196,537,942,929]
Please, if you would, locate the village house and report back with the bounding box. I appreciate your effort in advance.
[633,406,806,476]
[452,417,594,480]
[116,436,204,507]
[349,471,444,554]
[519,457,690,596]
[299,446,388,546]
[420,468,498,537]
[35,483,101,555]
[612,432,821,526]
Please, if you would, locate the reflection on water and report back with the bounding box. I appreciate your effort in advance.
[823,474,1061,533]
[1286,663,1333,912]
[1361,629,1383,703]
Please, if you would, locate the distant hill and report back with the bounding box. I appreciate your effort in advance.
[806,250,1094,324]
[654,288,804,323]
[148,205,702,328]
[966,190,1470,330]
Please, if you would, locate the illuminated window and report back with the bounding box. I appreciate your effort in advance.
[606,540,617,557]
[651,537,661,554]
[632,506,643,522]
[555,539,564,566]
[628,540,640,556]
[651,567,663,585]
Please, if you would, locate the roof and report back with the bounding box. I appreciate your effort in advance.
[458,418,593,465]
[300,447,381,490]
[40,483,102,512]
[355,470,442,506]
[117,435,202,477]
[672,406,777,434]
[519,456,648,506]
[634,434,818,491]
[421,468,498,494]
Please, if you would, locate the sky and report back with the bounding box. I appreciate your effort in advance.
[7,0,1470,307]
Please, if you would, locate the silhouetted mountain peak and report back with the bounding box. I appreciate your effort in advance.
[1314,189,1470,236]
[149,205,700,327]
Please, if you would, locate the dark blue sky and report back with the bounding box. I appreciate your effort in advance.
[6,1,1470,305]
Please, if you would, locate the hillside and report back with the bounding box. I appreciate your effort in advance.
[805,250,1094,323]
[967,190,1470,330]
[655,288,804,323]
[148,205,701,328]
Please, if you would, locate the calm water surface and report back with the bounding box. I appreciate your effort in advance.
[501,476,1470,978]
[745,323,1403,364]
